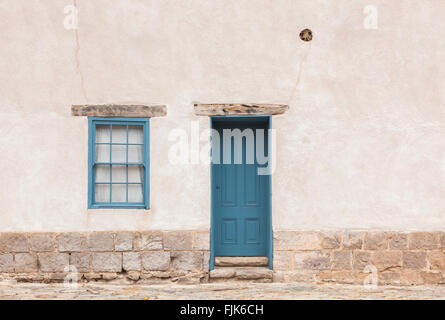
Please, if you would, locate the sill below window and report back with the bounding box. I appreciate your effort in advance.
[89,204,150,210]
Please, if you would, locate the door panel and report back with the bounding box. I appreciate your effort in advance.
[212,119,269,257]
[222,165,237,206]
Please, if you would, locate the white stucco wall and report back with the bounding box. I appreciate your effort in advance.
[1,0,445,232]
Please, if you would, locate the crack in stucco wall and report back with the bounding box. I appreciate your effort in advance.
[288,42,312,106]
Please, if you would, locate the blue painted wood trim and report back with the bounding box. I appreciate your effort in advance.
[145,119,150,209]
[210,115,272,118]
[88,117,94,209]
[87,117,150,209]
[209,117,215,270]
[267,115,273,270]
[209,115,273,269]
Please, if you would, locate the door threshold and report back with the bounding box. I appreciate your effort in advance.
[214,256,269,267]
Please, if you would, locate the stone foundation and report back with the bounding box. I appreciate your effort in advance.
[0,231,210,284]
[273,231,445,286]
[0,230,444,285]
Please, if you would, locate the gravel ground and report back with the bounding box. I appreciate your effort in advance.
[0,281,444,300]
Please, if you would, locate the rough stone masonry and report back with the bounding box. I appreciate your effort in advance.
[0,230,444,285]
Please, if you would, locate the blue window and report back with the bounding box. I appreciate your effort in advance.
[88,117,150,209]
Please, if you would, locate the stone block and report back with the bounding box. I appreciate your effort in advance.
[164,231,193,250]
[387,233,408,250]
[294,251,330,270]
[194,103,289,116]
[49,273,68,281]
[420,271,443,284]
[127,271,141,281]
[142,252,170,271]
[209,268,236,279]
[174,272,205,284]
[403,251,426,269]
[371,251,402,271]
[355,271,373,285]
[332,251,352,270]
[72,104,167,118]
[87,232,114,252]
[400,270,424,285]
[134,231,163,250]
[123,252,141,271]
[92,253,122,272]
[363,232,387,250]
[275,232,322,251]
[14,274,39,282]
[409,232,436,250]
[171,251,202,271]
[379,272,401,285]
[321,232,341,249]
[215,256,268,267]
[273,251,293,270]
[38,253,70,272]
[439,232,445,249]
[58,233,85,252]
[14,273,43,282]
[0,233,28,252]
[193,232,210,250]
[70,253,90,273]
[342,231,364,249]
[83,273,102,281]
[316,271,356,285]
[14,253,37,272]
[115,232,134,251]
[353,251,371,271]
[0,254,13,272]
[203,252,210,271]
[236,268,273,280]
[102,273,118,280]
[427,251,445,270]
[30,233,56,252]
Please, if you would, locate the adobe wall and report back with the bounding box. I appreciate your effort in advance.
[0,1,444,234]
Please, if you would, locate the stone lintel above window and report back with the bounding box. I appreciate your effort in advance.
[194,103,289,116]
[72,104,167,118]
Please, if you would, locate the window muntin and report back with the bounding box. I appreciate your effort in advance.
[88,118,149,209]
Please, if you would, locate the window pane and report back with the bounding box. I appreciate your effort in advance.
[128,165,143,183]
[91,120,148,208]
[111,184,126,202]
[112,125,127,143]
[112,165,126,183]
[128,145,143,163]
[128,125,143,144]
[95,144,110,162]
[128,184,143,202]
[95,184,110,202]
[111,145,126,163]
[95,125,110,143]
[95,165,110,183]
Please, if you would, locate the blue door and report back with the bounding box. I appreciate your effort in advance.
[211,117,271,257]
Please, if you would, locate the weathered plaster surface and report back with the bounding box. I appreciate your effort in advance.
[1,1,445,231]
